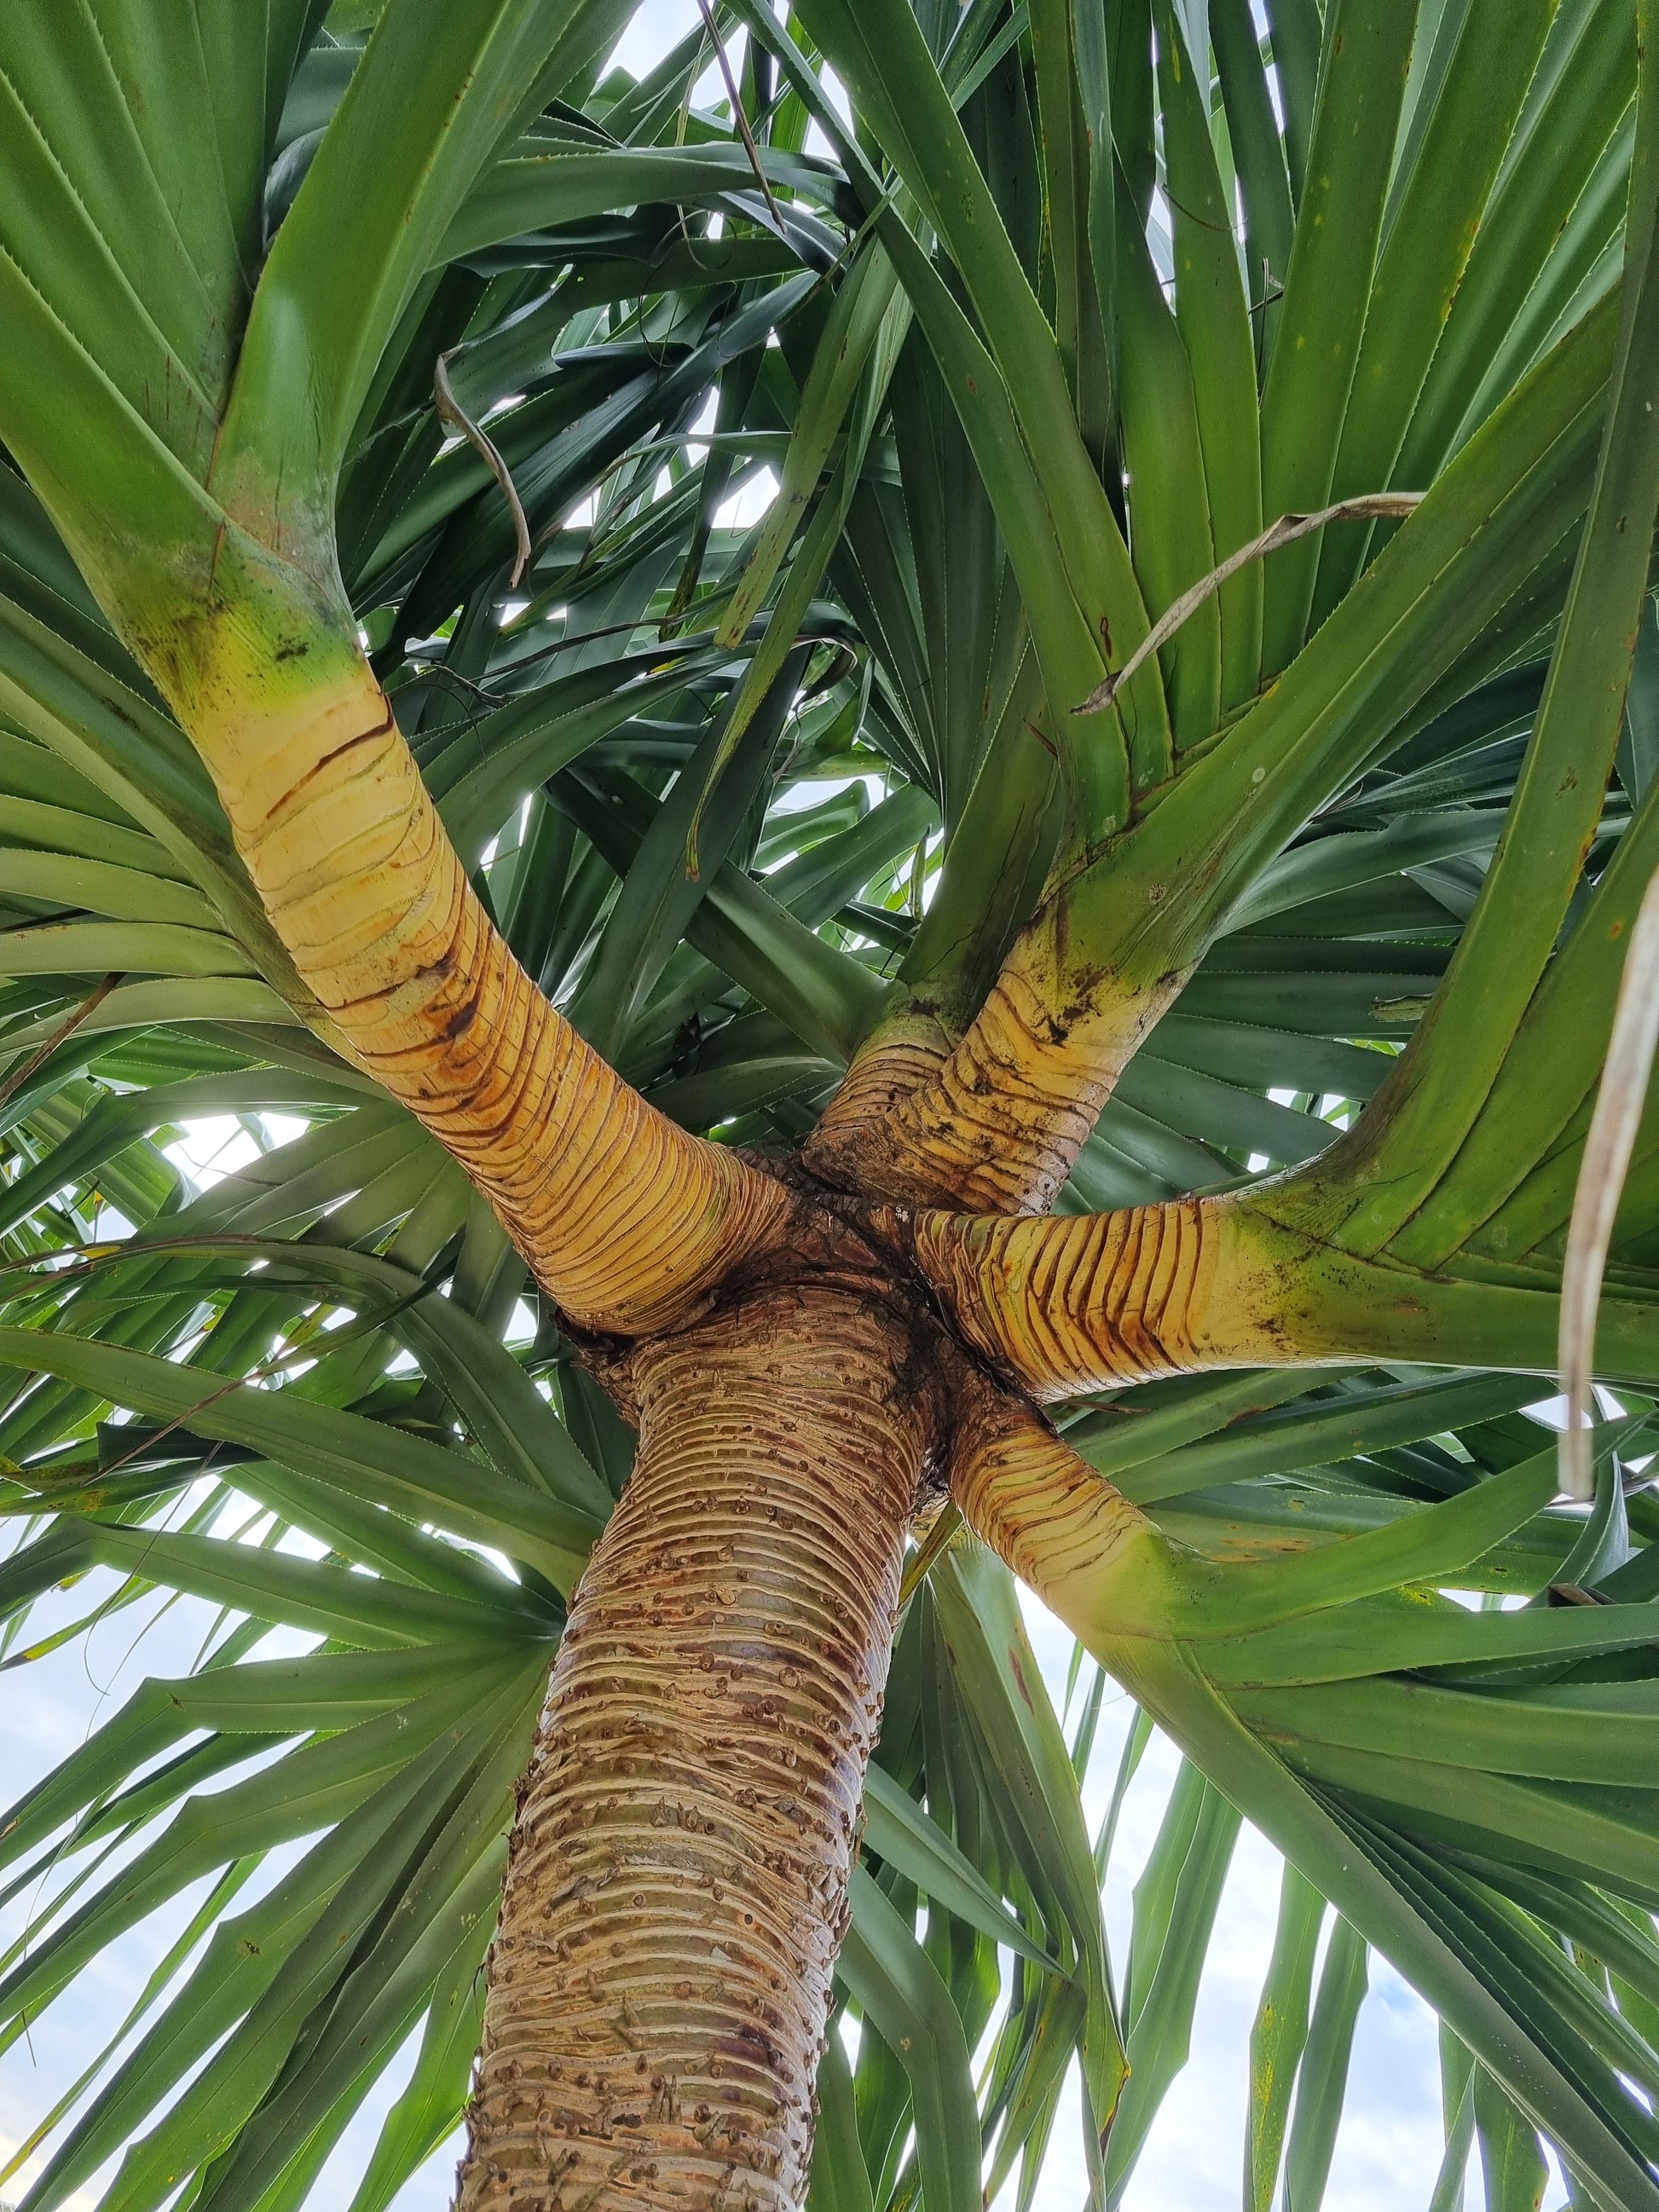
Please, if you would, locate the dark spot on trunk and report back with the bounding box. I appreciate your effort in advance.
[717,2024,785,2075]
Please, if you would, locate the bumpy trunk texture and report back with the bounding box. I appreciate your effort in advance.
[457,1285,928,2212]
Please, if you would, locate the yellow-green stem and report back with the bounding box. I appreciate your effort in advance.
[168,601,789,1335]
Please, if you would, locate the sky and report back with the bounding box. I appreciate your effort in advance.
[0,5,1574,2208]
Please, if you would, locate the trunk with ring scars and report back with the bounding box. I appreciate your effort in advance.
[457,1285,934,2212]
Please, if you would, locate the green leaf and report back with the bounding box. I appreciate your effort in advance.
[443,141,847,265]
[0,921,255,979]
[573,648,804,1055]
[1265,0,1323,205]
[871,208,1132,820]
[0,1643,500,1873]
[1082,1370,1540,1505]
[1211,0,1295,366]
[1246,1865,1325,2212]
[0,1073,362,1239]
[1281,1915,1369,2212]
[1310,0,1558,627]
[1113,166,1218,756]
[1110,1641,1659,2212]
[0,1325,600,1588]
[931,1542,1127,2186]
[430,651,716,866]
[219,0,630,516]
[1133,1434,1631,1641]
[1397,3,1638,486]
[1200,1593,1659,1690]
[97,1683,531,2212]
[839,1867,981,2212]
[22,1748,455,2212]
[1259,0,1419,671]
[806,2025,876,2212]
[1155,0,1264,712]
[38,1520,540,1651]
[1106,1761,1241,2200]
[1317,32,1659,1259]
[1429,2030,1478,2212]
[719,245,899,647]
[190,1710,533,2212]
[861,1761,1063,1972]
[1050,277,1621,1009]
[796,0,1167,826]
[1474,2065,1551,2212]
[0,1669,527,2057]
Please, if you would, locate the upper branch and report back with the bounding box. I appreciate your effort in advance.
[802,298,1627,1220]
[804,913,1178,1213]
[178,610,789,1337]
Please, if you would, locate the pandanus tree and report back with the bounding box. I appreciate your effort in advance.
[4,0,1659,2205]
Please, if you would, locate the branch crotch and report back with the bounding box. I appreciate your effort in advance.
[458,1287,929,2212]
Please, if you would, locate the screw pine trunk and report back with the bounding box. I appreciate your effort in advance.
[458,1287,929,2210]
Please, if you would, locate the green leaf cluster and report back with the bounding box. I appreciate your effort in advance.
[3,0,1659,2205]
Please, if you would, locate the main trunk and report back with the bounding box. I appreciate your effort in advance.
[457,1284,928,2212]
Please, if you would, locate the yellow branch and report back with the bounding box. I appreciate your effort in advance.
[949,1372,1164,1606]
[806,911,1176,1213]
[801,1005,953,1180]
[910,1198,1221,1396]
[815,500,1416,1218]
[175,615,789,1335]
[905,1196,1323,1399]
[950,1360,1577,1658]
[908,1193,1595,1400]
